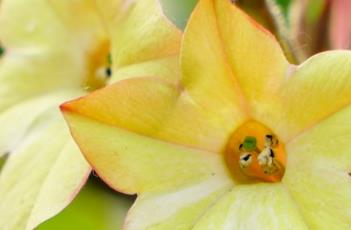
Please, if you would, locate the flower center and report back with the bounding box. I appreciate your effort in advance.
[224,120,286,183]
[84,40,112,91]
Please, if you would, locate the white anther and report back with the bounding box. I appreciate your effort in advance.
[265,134,278,148]
[258,148,272,166]
[239,152,252,168]
[258,147,279,174]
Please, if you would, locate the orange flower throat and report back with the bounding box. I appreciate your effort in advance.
[225,120,286,183]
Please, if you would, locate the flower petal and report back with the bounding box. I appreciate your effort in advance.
[124,178,231,229]
[0,90,81,156]
[62,97,233,193]
[0,113,90,229]
[266,51,351,141]
[0,50,83,111]
[62,77,243,152]
[214,0,290,114]
[192,184,308,230]
[0,0,110,111]
[180,0,289,124]
[283,105,351,228]
[111,0,181,69]
[111,56,180,83]
[0,0,106,49]
[180,0,246,122]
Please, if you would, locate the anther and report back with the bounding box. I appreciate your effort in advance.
[258,134,281,175]
[269,149,274,158]
[224,120,286,182]
[239,152,252,168]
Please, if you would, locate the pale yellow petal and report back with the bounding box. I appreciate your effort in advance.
[0,113,90,229]
[111,0,181,69]
[192,183,308,230]
[0,0,67,48]
[283,105,351,229]
[0,50,83,111]
[0,0,107,49]
[266,51,351,142]
[125,179,231,230]
[0,90,81,156]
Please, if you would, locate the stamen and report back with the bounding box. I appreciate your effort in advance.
[239,152,252,168]
[257,134,282,175]
[224,120,286,183]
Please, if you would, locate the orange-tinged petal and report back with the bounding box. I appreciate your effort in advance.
[180,0,246,123]
[62,77,242,152]
[62,108,232,194]
[180,0,351,147]
[283,105,351,229]
[214,0,290,114]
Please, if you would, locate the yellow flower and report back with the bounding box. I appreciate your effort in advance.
[62,0,351,229]
[0,0,180,228]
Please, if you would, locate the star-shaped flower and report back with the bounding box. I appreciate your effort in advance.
[0,0,181,228]
[62,0,351,229]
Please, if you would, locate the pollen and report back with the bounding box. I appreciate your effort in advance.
[224,120,286,183]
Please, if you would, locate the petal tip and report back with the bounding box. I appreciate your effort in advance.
[60,101,75,113]
[60,95,85,114]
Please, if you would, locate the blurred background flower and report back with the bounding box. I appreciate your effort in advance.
[0,0,180,229]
